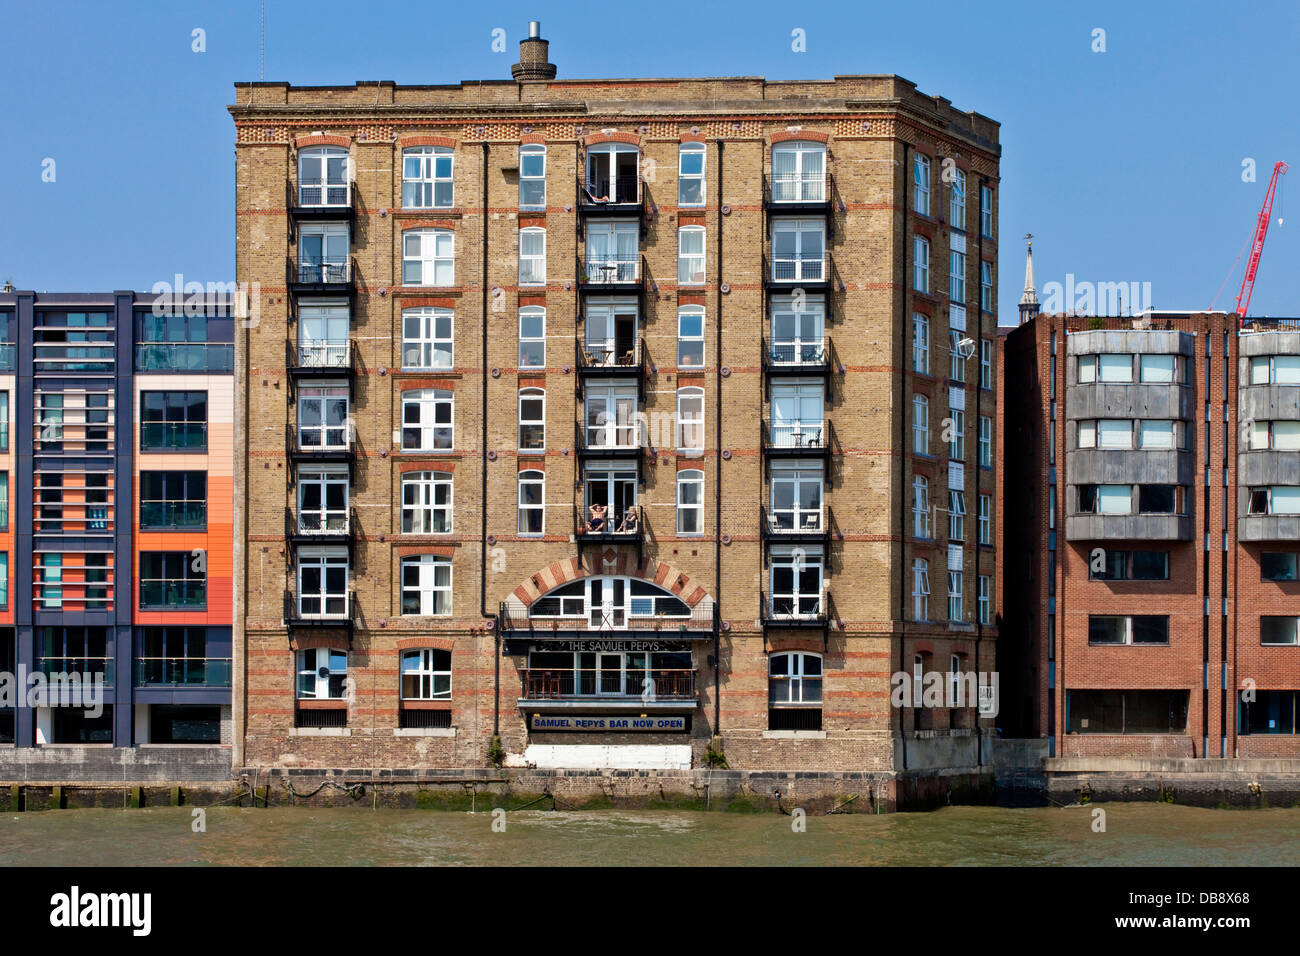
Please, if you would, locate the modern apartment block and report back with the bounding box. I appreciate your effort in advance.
[230,24,1001,773]
[0,290,234,768]
[1000,295,1300,760]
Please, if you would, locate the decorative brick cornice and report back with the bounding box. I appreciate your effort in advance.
[583,130,641,147]
[771,129,830,144]
[398,134,457,149]
[294,133,351,150]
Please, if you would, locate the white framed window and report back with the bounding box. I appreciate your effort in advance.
[585,384,639,449]
[949,330,967,382]
[913,394,930,455]
[519,144,546,209]
[770,463,824,533]
[517,469,545,535]
[297,548,349,618]
[769,546,823,618]
[402,146,453,209]
[298,146,349,207]
[584,301,639,367]
[950,249,966,303]
[979,415,992,467]
[402,229,454,286]
[401,389,453,451]
[768,651,823,705]
[978,575,991,625]
[912,312,930,374]
[978,493,992,545]
[518,307,546,368]
[298,467,349,534]
[583,463,637,534]
[912,475,931,538]
[980,337,992,388]
[914,236,930,292]
[771,295,825,365]
[678,144,705,206]
[1251,421,1300,451]
[518,227,546,285]
[913,154,930,215]
[401,555,452,616]
[401,471,452,535]
[771,219,825,282]
[401,648,451,700]
[677,386,705,451]
[678,226,706,285]
[949,408,965,460]
[949,168,966,228]
[296,647,347,699]
[949,489,966,541]
[677,307,705,368]
[297,224,349,284]
[297,384,349,451]
[586,221,639,283]
[298,302,350,368]
[980,185,994,237]
[948,569,963,622]
[401,307,453,370]
[770,382,824,448]
[518,387,545,452]
[585,143,639,204]
[912,558,930,621]
[980,261,993,313]
[677,469,704,534]
[771,141,826,203]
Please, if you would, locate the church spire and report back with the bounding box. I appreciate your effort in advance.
[1019,234,1040,324]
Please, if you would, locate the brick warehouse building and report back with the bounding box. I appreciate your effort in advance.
[1000,299,1300,761]
[0,290,233,780]
[230,24,1001,774]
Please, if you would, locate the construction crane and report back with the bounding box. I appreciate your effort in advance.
[1234,160,1288,318]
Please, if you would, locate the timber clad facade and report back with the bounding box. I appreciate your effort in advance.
[1000,312,1300,760]
[230,30,1001,772]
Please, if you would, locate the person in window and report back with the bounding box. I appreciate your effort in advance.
[587,502,607,532]
[617,508,638,534]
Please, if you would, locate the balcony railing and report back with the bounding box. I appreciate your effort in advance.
[761,591,828,626]
[500,599,716,635]
[139,500,207,531]
[287,504,355,542]
[764,421,829,450]
[288,420,356,460]
[140,422,207,452]
[578,252,648,292]
[135,343,234,373]
[575,504,643,543]
[288,255,356,291]
[763,509,829,540]
[35,657,114,685]
[289,178,353,216]
[770,254,826,284]
[521,668,697,701]
[288,340,353,376]
[139,581,207,609]
[0,343,14,371]
[574,420,647,461]
[765,338,828,368]
[134,657,232,687]
[578,170,641,209]
[764,170,833,208]
[284,589,356,627]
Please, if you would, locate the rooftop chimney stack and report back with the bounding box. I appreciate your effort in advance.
[512,21,557,81]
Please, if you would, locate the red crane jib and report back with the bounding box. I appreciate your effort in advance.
[1236,160,1288,318]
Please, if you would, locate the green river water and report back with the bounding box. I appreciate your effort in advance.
[1,803,1298,865]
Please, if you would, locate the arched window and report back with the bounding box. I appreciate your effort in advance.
[298,147,349,207]
[677,306,705,368]
[913,393,930,455]
[401,649,451,700]
[401,555,452,616]
[913,154,930,215]
[402,228,454,286]
[519,226,546,285]
[401,389,453,451]
[518,307,545,368]
[528,575,692,628]
[771,141,826,203]
[585,143,639,203]
[676,386,704,451]
[517,470,544,535]
[678,225,705,285]
[768,651,823,731]
[519,144,546,208]
[678,143,706,206]
[518,388,545,452]
[401,307,453,370]
[677,469,704,534]
[949,168,966,229]
[402,146,454,209]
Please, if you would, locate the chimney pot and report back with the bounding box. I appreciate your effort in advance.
[512,21,557,81]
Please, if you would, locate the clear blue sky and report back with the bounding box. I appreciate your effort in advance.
[2,0,1298,322]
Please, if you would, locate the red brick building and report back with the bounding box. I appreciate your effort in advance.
[999,283,1300,759]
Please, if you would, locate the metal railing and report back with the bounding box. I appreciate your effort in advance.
[139,500,206,530]
[575,503,643,539]
[139,581,207,609]
[289,503,354,537]
[291,256,352,285]
[500,600,716,634]
[134,657,232,687]
[762,591,827,623]
[765,338,828,367]
[764,421,829,450]
[140,422,207,451]
[763,509,826,536]
[764,170,834,207]
[289,340,353,371]
[35,657,114,684]
[575,419,644,455]
[284,589,355,624]
[577,335,645,371]
[521,668,696,700]
[288,419,356,456]
[293,177,351,210]
[135,343,234,373]
[579,171,641,207]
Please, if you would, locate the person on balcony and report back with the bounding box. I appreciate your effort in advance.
[587,502,607,532]
[617,508,638,534]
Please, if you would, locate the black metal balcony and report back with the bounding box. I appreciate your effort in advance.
[575,504,644,562]
[286,420,356,469]
[286,504,356,549]
[576,336,649,399]
[763,336,833,396]
[287,255,356,296]
[287,179,355,229]
[763,170,837,228]
[287,340,355,379]
[761,591,830,638]
[576,171,650,234]
[574,420,651,464]
[577,252,651,299]
[762,508,832,546]
[284,589,356,641]
[762,420,834,460]
[762,252,835,293]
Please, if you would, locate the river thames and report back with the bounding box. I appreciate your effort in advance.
[2,803,1297,866]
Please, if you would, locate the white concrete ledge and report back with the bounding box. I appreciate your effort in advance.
[393,728,456,738]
